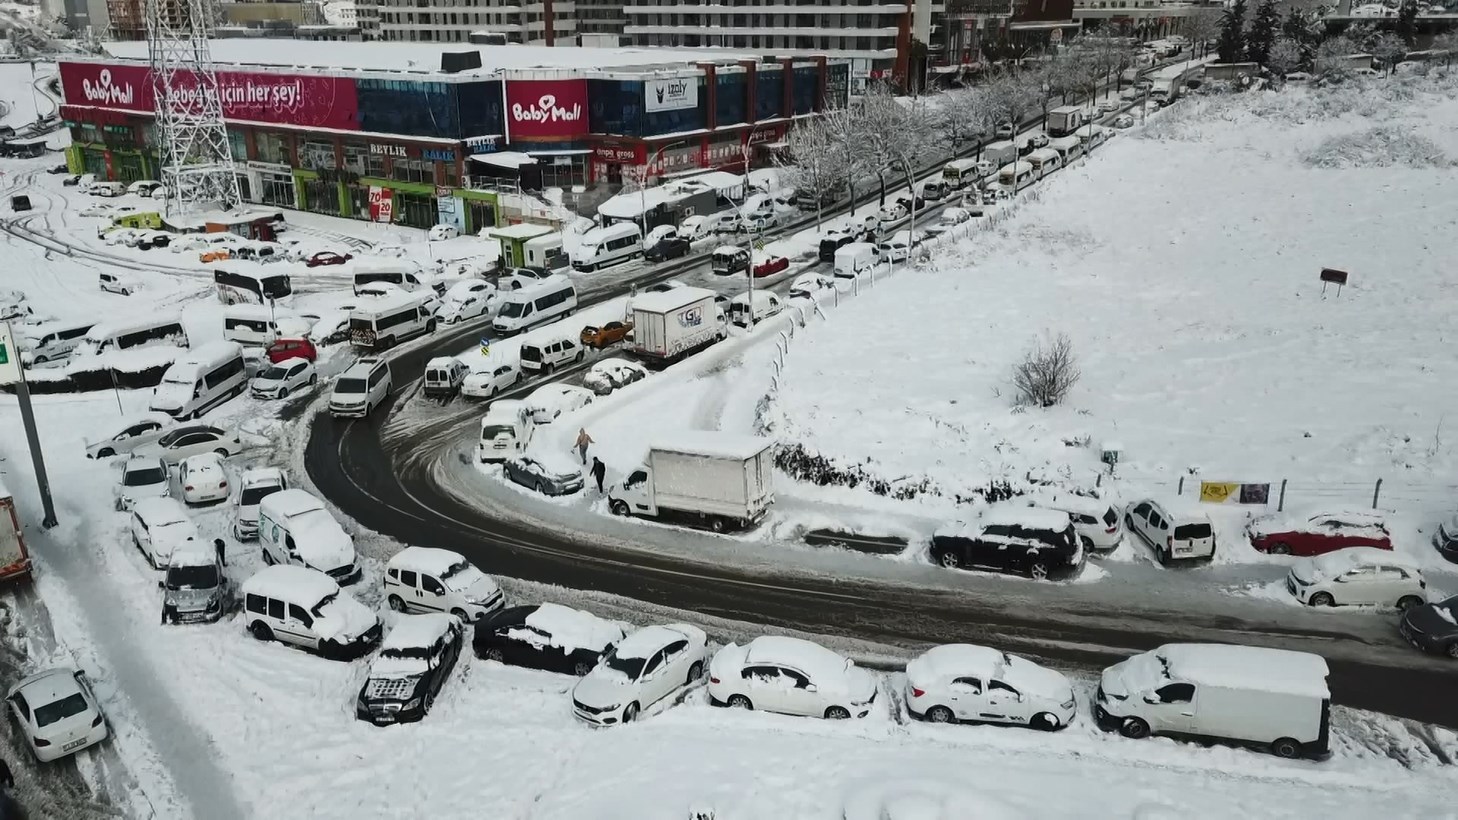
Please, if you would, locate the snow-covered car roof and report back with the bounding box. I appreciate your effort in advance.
[587,358,644,378]
[425,356,460,370]
[132,497,190,526]
[979,505,1072,532]
[260,488,326,519]
[513,450,581,478]
[379,613,456,652]
[526,383,592,408]
[906,644,1007,687]
[241,565,337,606]
[180,453,225,473]
[239,467,286,489]
[8,668,86,704]
[1156,643,1329,698]
[1139,496,1213,521]
[523,603,624,653]
[1259,510,1388,534]
[387,546,471,577]
[613,624,704,660]
[167,538,217,568]
[444,279,493,299]
[743,636,851,684]
[1306,547,1419,578]
[1021,492,1114,518]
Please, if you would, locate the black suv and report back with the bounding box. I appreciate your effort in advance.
[473,603,624,676]
[356,614,463,725]
[930,508,1083,581]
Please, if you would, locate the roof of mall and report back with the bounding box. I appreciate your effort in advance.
[98,40,762,79]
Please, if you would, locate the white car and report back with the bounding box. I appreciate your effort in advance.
[524,384,594,424]
[1025,494,1123,552]
[1026,133,1049,149]
[461,363,521,399]
[707,636,878,720]
[132,425,244,464]
[114,455,170,511]
[678,215,712,242]
[436,280,496,323]
[926,207,971,236]
[904,644,1077,731]
[1125,498,1215,564]
[233,467,288,540]
[86,413,173,459]
[101,227,141,246]
[99,271,140,296]
[787,273,835,299]
[428,224,460,241]
[177,453,229,505]
[1097,100,1120,114]
[1286,548,1428,610]
[7,669,108,762]
[645,224,678,248]
[581,358,647,396]
[877,230,913,263]
[1113,114,1135,129]
[572,624,709,726]
[877,202,908,225]
[129,497,199,568]
[498,267,552,291]
[250,357,316,400]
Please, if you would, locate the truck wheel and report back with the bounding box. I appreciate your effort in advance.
[1270,737,1302,759]
[707,517,726,533]
[1119,717,1150,739]
[610,500,630,516]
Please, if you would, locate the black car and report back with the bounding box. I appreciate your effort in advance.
[48,163,69,174]
[473,603,625,676]
[62,175,81,186]
[9,196,30,212]
[1398,596,1458,658]
[930,508,1083,581]
[645,235,691,263]
[356,614,463,725]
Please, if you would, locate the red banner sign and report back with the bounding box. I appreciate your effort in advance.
[60,61,360,131]
[593,144,641,164]
[505,79,588,142]
[368,186,393,223]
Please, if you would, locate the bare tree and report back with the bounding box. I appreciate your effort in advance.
[1184,9,1223,61]
[857,83,906,207]
[860,85,945,246]
[775,114,847,231]
[816,104,870,220]
[984,73,1040,137]
[938,89,994,154]
[1012,332,1081,408]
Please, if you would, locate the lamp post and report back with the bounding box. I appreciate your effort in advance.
[639,140,687,240]
[737,124,774,328]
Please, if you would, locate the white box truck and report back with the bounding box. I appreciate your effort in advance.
[628,286,725,366]
[1095,643,1331,759]
[1047,105,1085,138]
[607,433,775,532]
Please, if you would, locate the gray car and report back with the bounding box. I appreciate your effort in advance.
[503,456,584,496]
[160,540,229,625]
[1398,595,1458,658]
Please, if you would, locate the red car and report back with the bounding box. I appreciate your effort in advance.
[1246,511,1392,557]
[306,251,353,268]
[265,337,318,364]
[752,254,790,278]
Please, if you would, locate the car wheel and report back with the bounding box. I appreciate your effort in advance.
[214,448,229,457]
[707,516,726,534]
[277,387,289,399]
[450,608,468,622]
[1309,592,1335,607]
[1396,595,1424,612]
[1446,642,1458,660]
[1270,737,1302,759]
[573,660,594,676]
[727,695,753,710]
[387,595,406,612]
[687,661,704,684]
[249,622,273,642]
[481,647,504,663]
[1157,547,1170,566]
[824,706,851,720]
[33,354,47,365]
[938,551,960,569]
[1119,717,1150,739]
[1028,562,1050,581]
[622,702,640,723]
[1032,711,1062,731]
[1269,542,1291,555]
[309,375,317,386]
[575,350,584,363]
[97,447,115,458]
[534,481,546,494]
[610,499,631,517]
[926,705,955,724]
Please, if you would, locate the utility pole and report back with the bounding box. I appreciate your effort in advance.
[0,322,57,528]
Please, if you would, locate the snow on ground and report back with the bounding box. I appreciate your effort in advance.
[767,74,1458,575]
[0,60,58,128]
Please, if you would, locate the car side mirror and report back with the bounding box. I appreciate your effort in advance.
[805,683,817,693]
[1144,694,1161,705]
[157,581,164,590]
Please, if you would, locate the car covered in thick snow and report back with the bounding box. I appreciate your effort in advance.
[503,454,584,496]
[904,644,1076,731]
[128,497,199,569]
[707,635,877,720]
[473,603,626,676]
[1247,510,1391,557]
[114,455,170,511]
[787,273,835,299]
[1286,547,1427,610]
[582,358,647,395]
[90,414,171,460]
[242,565,380,659]
[356,614,463,725]
[383,547,504,621]
[751,252,790,278]
[7,669,108,762]
[572,623,708,726]
[436,279,496,324]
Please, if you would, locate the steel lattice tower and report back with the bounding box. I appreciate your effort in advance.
[146,0,240,215]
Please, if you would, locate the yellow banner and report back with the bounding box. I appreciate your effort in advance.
[1199,482,1241,503]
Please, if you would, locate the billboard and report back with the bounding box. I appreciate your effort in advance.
[59,61,360,131]
[368,187,393,222]
[504,79,588,141]
[644,76,697,113]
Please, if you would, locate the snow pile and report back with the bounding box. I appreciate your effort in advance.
[1300,126,1453,169]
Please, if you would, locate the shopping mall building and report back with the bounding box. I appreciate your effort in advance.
[58,40,849,232]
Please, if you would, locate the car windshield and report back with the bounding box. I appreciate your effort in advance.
[240,484,281,506]
[604,651,646,680]
[166,563,218,590]
[441,561,484,591]
[311,592,337,618]
[259,366,288,380]
[34,692,88,728]
[499,302,526,319]
[1174,523,1212,540]
[335,377,365,394]
[124,466,166,486]
[380,644,430,660]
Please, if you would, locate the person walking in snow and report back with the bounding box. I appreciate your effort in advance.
[214,538,227,567]
[591,457,607,494]
[574,428,594,465]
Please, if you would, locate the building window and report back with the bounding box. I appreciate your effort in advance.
[258,171,296,207]
[303,178,342,215]
[392,157,433,183]
[256,132,288,165]
[299,139,335,171]
[467,198,496,231]
[342,143,369,175]
[227,129,248,162]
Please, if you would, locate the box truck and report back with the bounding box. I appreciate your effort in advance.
[1047,105,1085,138]
[628,286,725,366]
[607,434,775,532]
[0,479,33,583]
[982,140,1018,168]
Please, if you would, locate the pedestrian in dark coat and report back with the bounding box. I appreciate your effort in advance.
[591,457,607,493]
[214,538,226,567]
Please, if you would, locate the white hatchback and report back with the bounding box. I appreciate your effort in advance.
[572,624,709,726]
[114,455,170,511]
[1286,548,1428,610]
[461,363,521,399]
[178,453,229,505]
[707,635,877,720]
[129,497,199,569]
[904,644,1076,731]
[7,669,108,762]
[250,357,316,400]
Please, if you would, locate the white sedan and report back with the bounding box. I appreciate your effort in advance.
[114,456,170,511]
[436,280,496,324]
[177,453,230,505]
[572,624,709,726]
[461,363,521,399]
[582,358,647,396]
[250,357,316,400]
[132,425,243,464]
[524,384,594,424]
[85,413,173,459]
[707,636,877,720]
[7,669,108,762]
[903,644,1076,731]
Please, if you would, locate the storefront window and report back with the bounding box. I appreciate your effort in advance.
[589,79,641,136]
[227,129,249,162]
[793,66,819,115]
[467,199,496,232]
[442,161,459,187]
[342,144,369,175]
[357,79,459,138]
[538,155,585,190]
[347,184,371,218]
[392,157,432,184]
[393,192,436,228]
[259,172,297,207]
[826,63,850,108]
[756,69,784,121]
[717,73,747,127]
[256,133,289,165]
[456,81,505,139]
[300,140,335,171]
[302,178,342,215]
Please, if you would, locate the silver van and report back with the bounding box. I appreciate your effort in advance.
[160,538,229,624]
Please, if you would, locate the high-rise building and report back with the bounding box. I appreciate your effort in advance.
[375,0,577,44]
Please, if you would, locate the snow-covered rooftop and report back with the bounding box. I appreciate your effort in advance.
[653,432,773,462]
[1158,643,1330,698]
[487,222,554,240]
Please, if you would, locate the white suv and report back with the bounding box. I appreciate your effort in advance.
[329,357,391,418]
[1125,498,1215,564]
[383,547,504,622]
[1286,548,1427,610]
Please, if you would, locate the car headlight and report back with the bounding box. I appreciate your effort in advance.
[404,698,421,711]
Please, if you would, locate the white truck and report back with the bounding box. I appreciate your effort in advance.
[628,286,725,366]
[982,140,1018,169]
[607,434,775,532]
[1047,105,1085,138]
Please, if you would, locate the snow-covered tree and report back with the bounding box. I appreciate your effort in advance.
[984,73,1041,135]
[1367,31,1408,73]
[1246,0,1281,66]
[1217,0,1248,64]
[1184,9,1223,60]
[937,89,994,151]
[775,114,848,231]
[816,104,870,219]
[1396,0,1419,46]
[1266,38,1305,79]
[1313,30,1365,78]
[858,85,944,243]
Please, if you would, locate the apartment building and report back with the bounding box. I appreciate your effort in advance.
[375,0,578,44]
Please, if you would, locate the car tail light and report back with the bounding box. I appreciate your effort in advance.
[708,676,720,685]
[33,737,49,747]
[911,687,925,698]
[219,481,228,489]
[184,485,194,492]
[1106,525,1118,534]
[91,713,104,728]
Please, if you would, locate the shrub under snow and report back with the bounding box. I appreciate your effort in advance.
[1301,125,1454,169]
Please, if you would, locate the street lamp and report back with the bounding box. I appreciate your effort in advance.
[736,123,775,328]
[639,140,687,238]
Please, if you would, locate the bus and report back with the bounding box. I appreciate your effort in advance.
[214,269,293,305]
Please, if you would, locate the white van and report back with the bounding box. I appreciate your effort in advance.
[383,546,504,622]
[222,305,308,346]
[523,231,565,272]
[727,291,782,328]
[1096,643,1331,759]
[18,319,97,365]
[519,331,584,377]
[833,242,877,280]
[1046,135,1083,163]
[1125,498,1216,564]
[572,222,643,272]
[348,291,436,350]
[476,400,532,463]
[1027,148,1062,176]
[257,489,360,585]
[997,161,1035,189]
[422,356,469,398]
[148,341,247,420]
[352,263,443,296]
[491,274,577,336]
[329,357,392,418]
[89,181,126,197]
[74,315,188,358]
[241,565,380,658]
[941,158,981,189]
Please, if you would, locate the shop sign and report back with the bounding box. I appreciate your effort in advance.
[593,144,640,164]
[747,129,776,146]
[644,76,697,113]
[436,194,466,233]
[504,79,588,141]
[247,160,292,173]
[422,148,455,162]
[368,186,393,223]
[435,185,451,197]
[465,135,499,154]
[369,143,408,157]
[703,141,742,166]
